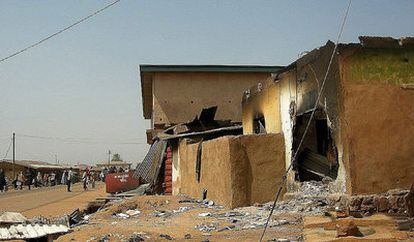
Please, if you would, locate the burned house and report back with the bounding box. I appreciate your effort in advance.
[242,36,414,197]
[136,37,413,209]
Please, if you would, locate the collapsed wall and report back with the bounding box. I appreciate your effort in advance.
[178,134,285,208]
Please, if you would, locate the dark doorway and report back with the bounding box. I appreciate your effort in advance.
[292,111,338,181]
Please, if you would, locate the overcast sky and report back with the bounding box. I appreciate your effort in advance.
[0,0,413,165]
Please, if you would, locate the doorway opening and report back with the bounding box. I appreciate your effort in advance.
[292,110,338,181]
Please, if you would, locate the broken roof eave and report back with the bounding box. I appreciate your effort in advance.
[157,125,242,141]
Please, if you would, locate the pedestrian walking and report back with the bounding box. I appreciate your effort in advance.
[91,172,96,189]
[17,171,24,190]
[35,172,42,188]
[0,169,6,193]
[67,168,73,192]
[61,170,66,186]
[82,169,88,191]
[25,169,33,190]
[50,172,56,186]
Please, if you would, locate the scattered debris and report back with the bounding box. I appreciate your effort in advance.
[198,212,212,217]
[159,233,173,240]
[114,213,130,219]
[195,222,219,232]
[125,209,141,217]
[0,212,69,241]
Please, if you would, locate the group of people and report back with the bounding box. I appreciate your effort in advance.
[80,168,97,191]
[0,169,55,192]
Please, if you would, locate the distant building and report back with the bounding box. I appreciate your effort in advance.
[0,159,65,180]
[96,160,132,171]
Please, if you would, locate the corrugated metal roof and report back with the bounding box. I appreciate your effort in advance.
[134,140,167,184]
[0,224,69,240]
[0,212,28,224]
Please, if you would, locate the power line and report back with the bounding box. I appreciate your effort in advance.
[259,1,352,241]
[0,0,121,64]
[2,138,12,159]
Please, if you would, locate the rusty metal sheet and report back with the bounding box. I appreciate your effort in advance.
[105,171,140,194]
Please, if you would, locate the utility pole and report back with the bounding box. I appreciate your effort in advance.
[108,150,111,166]
[12,132,15,179]
[55,154,58,164]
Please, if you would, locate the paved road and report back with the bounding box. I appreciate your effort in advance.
[0,182,107,218]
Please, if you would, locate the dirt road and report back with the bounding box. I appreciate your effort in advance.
[0,182,107,218]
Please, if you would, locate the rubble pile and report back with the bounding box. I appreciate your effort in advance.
[269,181,334,215]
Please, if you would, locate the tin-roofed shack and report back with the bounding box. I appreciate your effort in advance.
[242,36,414,198]
[0,159,65,180]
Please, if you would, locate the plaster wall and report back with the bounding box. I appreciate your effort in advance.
[242,83,281,135]
[278,70,298,192]
[152,72,269,126]
[178,134,285,208]
[340,47,414,195]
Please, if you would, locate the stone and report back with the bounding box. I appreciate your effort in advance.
[389,196,399,211]
[396,219,412,231]
[361,196,377,212]
[159,234,173,240]
[349,197,362,211]
[377,196,389,212]
[184,234,192,239]
[336,220,362,237]
[404,184,414,217]
[128,234,145,242]
[387,189,409,196]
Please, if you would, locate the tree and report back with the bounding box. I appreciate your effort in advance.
[111,153,122,161]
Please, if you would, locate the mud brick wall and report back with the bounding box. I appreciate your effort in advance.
[178,134,285,208]
[339,47,414,195]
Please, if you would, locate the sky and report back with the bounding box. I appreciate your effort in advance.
[0,0,413,165]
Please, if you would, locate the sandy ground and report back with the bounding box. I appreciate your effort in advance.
[0,182,106,218]
[57,195,303,242]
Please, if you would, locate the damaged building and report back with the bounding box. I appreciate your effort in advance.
[136,37,413,209]
[135,65,284,205]
[243,36,414,198]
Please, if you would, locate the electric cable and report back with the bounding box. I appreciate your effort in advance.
[259,1,352,241]
[0,0,121,64]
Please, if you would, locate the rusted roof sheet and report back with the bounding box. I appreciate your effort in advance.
[0,224,69,240]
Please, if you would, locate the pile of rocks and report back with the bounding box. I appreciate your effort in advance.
[349,188,413,216]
